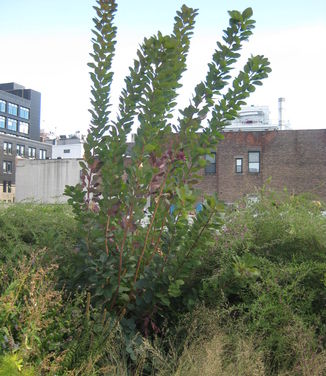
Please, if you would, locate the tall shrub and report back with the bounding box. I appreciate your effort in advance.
[65,0,271,329]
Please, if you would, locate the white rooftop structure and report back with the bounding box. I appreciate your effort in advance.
[225,98,291,132]
[45,134,85,159]
[225,105,278,132]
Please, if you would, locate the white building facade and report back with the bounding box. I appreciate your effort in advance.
[46,135,84,159]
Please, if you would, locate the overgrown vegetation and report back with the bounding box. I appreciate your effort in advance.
[201,190,326,374]
[1,1,326,375]
[1,192,326,375]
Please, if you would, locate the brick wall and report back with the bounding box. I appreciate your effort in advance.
[202,129,326,203]
[196,172,218,199]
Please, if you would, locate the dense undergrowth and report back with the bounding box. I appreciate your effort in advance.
[1,191,326,375]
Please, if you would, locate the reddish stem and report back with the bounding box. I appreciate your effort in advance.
[109,204,134,311]
[105,215,111,255]
[133,167,171,283]
[146,211,168,266]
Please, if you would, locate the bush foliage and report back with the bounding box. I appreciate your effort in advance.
[1,191,326,374]
[1,0,326,375]
[65,0,271,338]
[201,190,326,374]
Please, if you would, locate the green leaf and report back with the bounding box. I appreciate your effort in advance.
[242,7,253,20]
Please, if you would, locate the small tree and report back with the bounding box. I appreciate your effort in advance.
[65,0,271,331]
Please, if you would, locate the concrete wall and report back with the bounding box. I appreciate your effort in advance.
[16,159,81,203]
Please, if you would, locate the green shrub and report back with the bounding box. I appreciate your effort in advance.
[1,191,326,374]
[66,0,271,341]
[228,191,326,263]
[0,203,79,288]
[0,204,76,260]
[200,190,326,374]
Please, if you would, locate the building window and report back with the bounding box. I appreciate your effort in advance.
[235,158,243,173]
[0,116,5,128]
[205,152,216,175]
[4,142,12,155]
[63,149,71,154]
[3,161,12,174]
[28,147,36,159]
[7,118,17,131]
[0,100,5,113]
[8,103,18,116]
[19,121,29,134]
[19,106,29,119]
[39,149,47,159]
[16,144,25,157]
[248,151,260,173]
[3,181,11,193]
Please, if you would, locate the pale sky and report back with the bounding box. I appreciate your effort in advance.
[0,0,325,136]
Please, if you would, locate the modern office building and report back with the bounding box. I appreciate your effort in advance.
[0,82,52,202]
[0,82,42,141]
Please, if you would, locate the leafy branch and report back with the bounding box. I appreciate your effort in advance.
[65,1,271,335]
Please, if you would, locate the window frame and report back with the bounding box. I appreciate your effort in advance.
[0,100,6,113]
[16,144,25,157]
[8,103,18,116]
[28,146,36,159]
[39,149,47,159]
[3,161,13,174]
[0,116,5,128]
[235,157,243,173]
[19,121,29,134]
[4,141,13,155]
[248,151,260,173]
[19,106,30,120]
[204,152,217,175]
[7,118,17,131]
[3,181,12,193]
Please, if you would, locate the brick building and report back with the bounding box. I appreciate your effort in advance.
[15,128,326,204]
[198,129,326,203]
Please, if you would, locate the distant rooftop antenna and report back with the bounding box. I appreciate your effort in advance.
[278,97,285,130]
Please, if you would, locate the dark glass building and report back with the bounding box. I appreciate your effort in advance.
[0,83,52,202]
